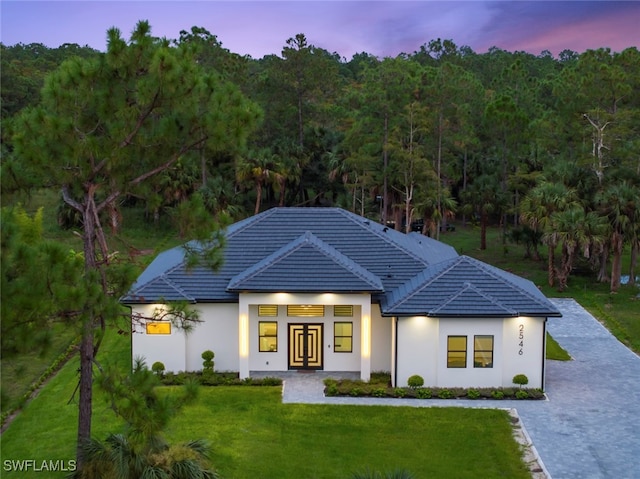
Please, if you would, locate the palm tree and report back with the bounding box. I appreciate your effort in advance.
[76,434,217,479]
[520,181,579,287]
[236,148,281,215]
[597,182,639,291]
[550,208,606,291]
[462,173,506,250]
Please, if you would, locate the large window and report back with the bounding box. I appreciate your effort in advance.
[474,335,494,368]
[259,322,278,352]
[447,336,467,368]
[146,322,171,335]
[334,322,353,353]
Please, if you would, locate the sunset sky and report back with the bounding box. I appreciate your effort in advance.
[1,1,638,59]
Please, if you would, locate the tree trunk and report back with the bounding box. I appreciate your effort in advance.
[254,181,262,216]
[629,241,638,287]
[597,243,610,282]
[547,243,555,287]
[382,113,389,225]
[76,194,98,465]
[436,111,443,240]
[610,232,623,292]
[480,210,488,250]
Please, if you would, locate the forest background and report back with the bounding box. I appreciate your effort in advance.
[1,27,639,448]
[3,31,638,290]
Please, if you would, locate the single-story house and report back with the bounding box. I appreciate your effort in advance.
[122,207,561,389]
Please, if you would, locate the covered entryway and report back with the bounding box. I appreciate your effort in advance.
[288,323,323,370]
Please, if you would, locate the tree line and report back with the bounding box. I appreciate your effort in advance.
[3,29,638,294]
[1,22,638,472]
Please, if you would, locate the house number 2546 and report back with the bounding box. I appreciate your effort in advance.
[518,324,524,355]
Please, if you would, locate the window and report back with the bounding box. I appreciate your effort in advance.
[474,335,494,368]
[334,322,353,352]
[334,305,353,317]
[258,305,278,316]
[287,305,324,317]
[259,322,278,352]
[447,336,467,368]
[146,322,171,335]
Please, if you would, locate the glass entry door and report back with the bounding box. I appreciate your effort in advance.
[288,323,323,370]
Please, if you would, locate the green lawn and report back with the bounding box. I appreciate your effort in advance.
[546,332,571,361]
[1,329,531,479]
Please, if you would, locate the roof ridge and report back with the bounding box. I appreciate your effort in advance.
[457,255,556,313]
[159,275,196,302]
[301,231,384,290]
[383,256,461,312]
[227,230,383,291]
[335,209,431,265]
[430,282,517,316]
[226,208,278,239]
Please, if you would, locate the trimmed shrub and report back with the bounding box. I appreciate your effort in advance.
[201,350,215,374]
[407,375,424,389]
[515,390,529,400]
[491,390,505,400]
[394,388,406,398]
[512,374,529,388]
[372,388,386,398]
[438,389,453,399]
[467,389,480,399]
[151,361,165,377]
[416,388,432,399]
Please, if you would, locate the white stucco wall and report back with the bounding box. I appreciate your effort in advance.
[395,316,439,387]
[131,304,188,373]
[396,316,546,388]
[185,303,239,372]
[370,304,392,373]
[501,316,545,389]
[239,292,375,378]
[131,293,390,379]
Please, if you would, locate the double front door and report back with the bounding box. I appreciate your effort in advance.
[288,323,323,370]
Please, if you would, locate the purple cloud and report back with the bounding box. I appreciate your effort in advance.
[1,1,638,59]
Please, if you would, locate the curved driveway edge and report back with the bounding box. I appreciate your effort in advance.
[277,299,640,479]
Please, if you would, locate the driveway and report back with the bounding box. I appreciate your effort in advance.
[274,299,640,479]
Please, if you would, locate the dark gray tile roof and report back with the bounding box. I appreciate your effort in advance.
[227,231,384,292]
[121,207,560,318]
[382,255,561,317]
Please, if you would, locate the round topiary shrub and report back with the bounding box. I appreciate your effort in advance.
[151,361,165,377]
[202,350,215,374]
[512,374,529,388]
[407,374,424,389]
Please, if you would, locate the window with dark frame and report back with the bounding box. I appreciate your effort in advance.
[474,335,494,368]
[447,335,467,368]
[334,322,353,353]
[259,321,278,352]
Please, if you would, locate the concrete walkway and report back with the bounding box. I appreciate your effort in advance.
[256,299,640,479]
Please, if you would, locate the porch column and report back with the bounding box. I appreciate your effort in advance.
[360,300,371,381]
[238,298,250,379]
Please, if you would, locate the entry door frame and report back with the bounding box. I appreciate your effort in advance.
[288,323,324,370]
